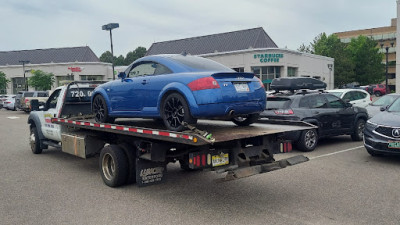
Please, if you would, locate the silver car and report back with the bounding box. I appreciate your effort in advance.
[365,93,400,118]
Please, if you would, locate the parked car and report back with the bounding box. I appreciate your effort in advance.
[0,94,15,109]
[364,97,400,156]
[260,77,368,152]
[91,54,266,131]
[326,89,372,108]
[366,84,390,97]
[18,91,49,112]
[365,93,400,118]
[3,95,16,110]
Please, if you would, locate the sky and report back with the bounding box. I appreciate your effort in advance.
[0,0,397,58]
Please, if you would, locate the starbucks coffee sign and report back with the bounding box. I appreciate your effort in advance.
[254,53,284,63]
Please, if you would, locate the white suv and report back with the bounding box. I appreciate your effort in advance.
[327,89,372,108]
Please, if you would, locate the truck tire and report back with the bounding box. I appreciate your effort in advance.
[119,143,137,184]
[296,129,318,152]
[351,119,365,141]
[99,145,129,187]
[30,126,43,154]
[231,113,260,126]
[93,95,115,123]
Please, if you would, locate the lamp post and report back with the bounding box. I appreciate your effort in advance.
[102,23,119,80]
[19,60,30,91]
[381,41,394,94]
[327,64,333,89]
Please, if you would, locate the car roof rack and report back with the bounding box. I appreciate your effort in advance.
[270,77,327,92]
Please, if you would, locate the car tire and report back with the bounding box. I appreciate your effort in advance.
[374,91,381,97]
[99,145,129,187]
[30,126,43,154]
[351,119,365,141]
[93,95,115,123]
[296,129,318,152]
[231,113,260,126]
[161,93,197,132]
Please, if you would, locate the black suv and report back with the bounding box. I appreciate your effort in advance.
[261,78,368,152]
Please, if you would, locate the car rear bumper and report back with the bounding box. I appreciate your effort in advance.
[191,100,266,118]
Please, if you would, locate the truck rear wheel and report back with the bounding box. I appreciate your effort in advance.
[99,145,129,187]
[119,143,137,184]
[30,127,43,154]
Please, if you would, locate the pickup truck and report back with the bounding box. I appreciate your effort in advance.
[19,91,49,112]
[28,81,313,187]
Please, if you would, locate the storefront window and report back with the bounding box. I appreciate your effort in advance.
[80,75,104,81]
[288,67,297,77]
[251,66,281,90]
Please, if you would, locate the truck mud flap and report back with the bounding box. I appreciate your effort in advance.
[219,155,309,182]
[136,159,167,187]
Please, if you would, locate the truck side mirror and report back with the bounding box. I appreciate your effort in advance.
[31,99,40,111]
[118,72,126,80]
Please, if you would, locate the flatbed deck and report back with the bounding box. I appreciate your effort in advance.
[52,117,314,146]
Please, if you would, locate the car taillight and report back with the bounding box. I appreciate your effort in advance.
[188,77,220,91]
[274,109,294,115]
[4,101,10,104]
[370,95,372,101]
[25,99,29,103]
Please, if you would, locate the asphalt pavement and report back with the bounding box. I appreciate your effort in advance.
[0,108,399,225]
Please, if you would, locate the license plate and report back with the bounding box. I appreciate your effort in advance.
[212,153,229,167]
[234,83,249,92]
[388,141,400,149]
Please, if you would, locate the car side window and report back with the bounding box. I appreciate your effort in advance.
[325,94,345,108]
[128,62,171,77]
[46,89,61,109]
[343,92,352,101]
[299,95,327,109]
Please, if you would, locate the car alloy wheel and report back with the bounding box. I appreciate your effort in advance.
[161,93,196,131]
[93,95,114,123]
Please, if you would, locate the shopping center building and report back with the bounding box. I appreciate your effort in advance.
[146,27,335,90]
[0,46,113,94]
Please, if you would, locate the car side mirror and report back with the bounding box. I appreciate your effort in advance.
[345,102,352,108]
[118,72,126,80]
[380,105,388,111]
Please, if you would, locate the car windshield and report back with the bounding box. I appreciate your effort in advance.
[170,56,233,72]
[388,98,400,112]
[371,95,398,106]
[266,97,292,109]
[328,91,343,98]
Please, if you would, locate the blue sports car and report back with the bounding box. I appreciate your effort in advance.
[91,54,266,131]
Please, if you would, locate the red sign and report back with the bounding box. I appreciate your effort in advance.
[68,67,82,72]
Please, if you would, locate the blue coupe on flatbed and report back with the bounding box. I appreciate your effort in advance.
[92,54,266,131]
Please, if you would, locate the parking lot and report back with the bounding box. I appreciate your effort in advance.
[1,108,400,225]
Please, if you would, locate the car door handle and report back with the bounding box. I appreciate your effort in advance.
[142,80,147,85]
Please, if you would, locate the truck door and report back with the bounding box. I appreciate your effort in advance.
[41,89,63,141]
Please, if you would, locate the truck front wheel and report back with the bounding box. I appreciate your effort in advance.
[100,145,129,187]
[30,127,42,154]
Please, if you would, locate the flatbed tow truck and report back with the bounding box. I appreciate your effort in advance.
[28,82,313,187]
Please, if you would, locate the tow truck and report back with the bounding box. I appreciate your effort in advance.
[28,81,313,187]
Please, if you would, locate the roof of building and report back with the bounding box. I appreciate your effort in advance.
[0,46,100,66]
[146,27,278,56]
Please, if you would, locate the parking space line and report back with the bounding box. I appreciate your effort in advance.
[7,116,20,119]
[309,146,364,160]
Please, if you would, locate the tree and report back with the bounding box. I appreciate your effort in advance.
[28,70,55,91]
[0,71,10,94]
[299,33,384,87]
[124,47,147,65]
[346,36,384,85]
[99,47,147,66]
[299,33,356,87]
